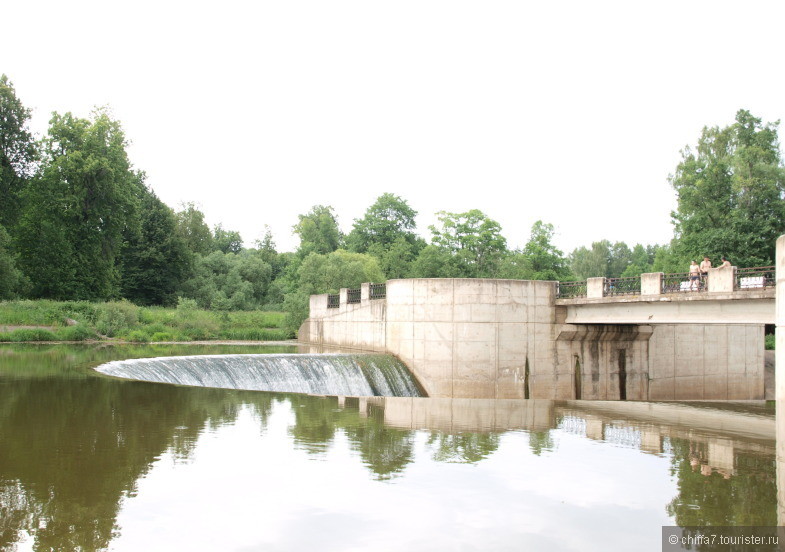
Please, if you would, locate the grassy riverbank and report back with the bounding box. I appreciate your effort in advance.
[0,300,291,343]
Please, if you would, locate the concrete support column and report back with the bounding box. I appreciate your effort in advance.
[708,265,736,293]
[339,288,348,309]
[776,235,785,524]
[587,277,606,298]
[641,272,663,296]
[361,282,370,301]
[310,293,329,317]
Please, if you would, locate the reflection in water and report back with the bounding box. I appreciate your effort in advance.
[0,344,779,551]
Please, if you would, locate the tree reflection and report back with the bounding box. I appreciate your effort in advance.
[344,404,415,481]
[528,430,555,456]
[0,345,277,552]
[666,438,776,527]
[289,399,415,480]
[426,432,500,463]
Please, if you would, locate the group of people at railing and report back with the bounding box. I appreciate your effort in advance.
[688,256,731,291]
[558,259,774,299]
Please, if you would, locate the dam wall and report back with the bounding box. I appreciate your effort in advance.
[300,278,765,400]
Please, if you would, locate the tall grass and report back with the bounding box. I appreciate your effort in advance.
[0,300,291,343]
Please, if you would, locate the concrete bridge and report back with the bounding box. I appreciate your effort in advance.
[299,264,774,401]
[558,265,774,325]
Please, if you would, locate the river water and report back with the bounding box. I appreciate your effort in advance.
[0,343,777,551]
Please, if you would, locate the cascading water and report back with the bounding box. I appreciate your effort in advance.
[95,354,424,397]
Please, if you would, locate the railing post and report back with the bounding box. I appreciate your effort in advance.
[361,282,370,301]
[339,288,348,307]
[641,273,663,296]
[707,265,735,293]
[587,277,606,298]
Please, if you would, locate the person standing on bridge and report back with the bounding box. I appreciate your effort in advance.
[720,256,731,268]
[699,256,712,289]
[689,260,700,291]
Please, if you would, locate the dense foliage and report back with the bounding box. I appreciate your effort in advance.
[1,74,783,338]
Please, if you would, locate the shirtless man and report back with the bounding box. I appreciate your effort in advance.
[689,261,700,290]
[720,256,731,268]
[699,256,712,289]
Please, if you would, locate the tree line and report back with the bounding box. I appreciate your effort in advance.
[1,73,784,335]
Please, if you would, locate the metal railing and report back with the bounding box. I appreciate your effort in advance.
[347,288,361,304]
[662,272,703,294]
[557,281,587,299]
[604,276,640,296]
[556,265,777,299]
[327,294,340,308]
[735,266,775,290]
[370,283,386,300]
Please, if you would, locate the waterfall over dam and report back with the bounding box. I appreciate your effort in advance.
[95,354,424,397]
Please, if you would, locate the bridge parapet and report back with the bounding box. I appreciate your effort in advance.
[558,265,775,301]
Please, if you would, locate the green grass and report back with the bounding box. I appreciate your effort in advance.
[0,300,292,343]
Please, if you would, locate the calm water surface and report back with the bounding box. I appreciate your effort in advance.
[0,343,777,551]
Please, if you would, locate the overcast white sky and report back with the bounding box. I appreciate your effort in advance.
[4,0,784,253]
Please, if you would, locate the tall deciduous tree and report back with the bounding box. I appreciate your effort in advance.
[213,224,243,254]
[500,221,571,280]
[293,205,342,257]
[175,202,213,256]
[670,109,785,266]
[17,109,137,300]
[347,193,424,279]
[346,193,419,252]
[569,240,636,280]
[0,74,37,230]
[429,209,507,278]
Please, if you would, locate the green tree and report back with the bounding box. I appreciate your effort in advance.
[178,250,272,310]
[620,244,661,277]
[670,109,785,267]
[213,224,243,254]
[0,74,37,230]
[429,209,507,277]
[499,221,571,280]
[347,193,425,278]
[569,241,611,280]
[119,178,191,306]
[283,249,384,334]
[293,205,342,257]
[16,109,138,300]
[346,193,419,253]
[569,240,635,280]
[409,245,461,278]
[175,202,213,256]
[0,224,23,299]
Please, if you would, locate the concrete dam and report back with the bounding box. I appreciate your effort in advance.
[298,266,774,401]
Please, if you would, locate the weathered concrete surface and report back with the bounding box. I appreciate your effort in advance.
[775,235,785,524]
[558,292,774,325]
[300,277,767,401]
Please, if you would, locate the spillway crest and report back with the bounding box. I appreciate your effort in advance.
[95,354,423,397]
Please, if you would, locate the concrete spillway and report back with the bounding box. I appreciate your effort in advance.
[95,354,423,397]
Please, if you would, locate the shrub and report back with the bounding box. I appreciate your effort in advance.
[9,328,58,341]
[95,301,139,337]
[56,325,96,341]
[176,297,198,311]
[127,330,150,343]
[765,334,775,350]
[219,328,290,341]
[150,332,174,342]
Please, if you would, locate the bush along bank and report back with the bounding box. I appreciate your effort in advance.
[0,299,291,343]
